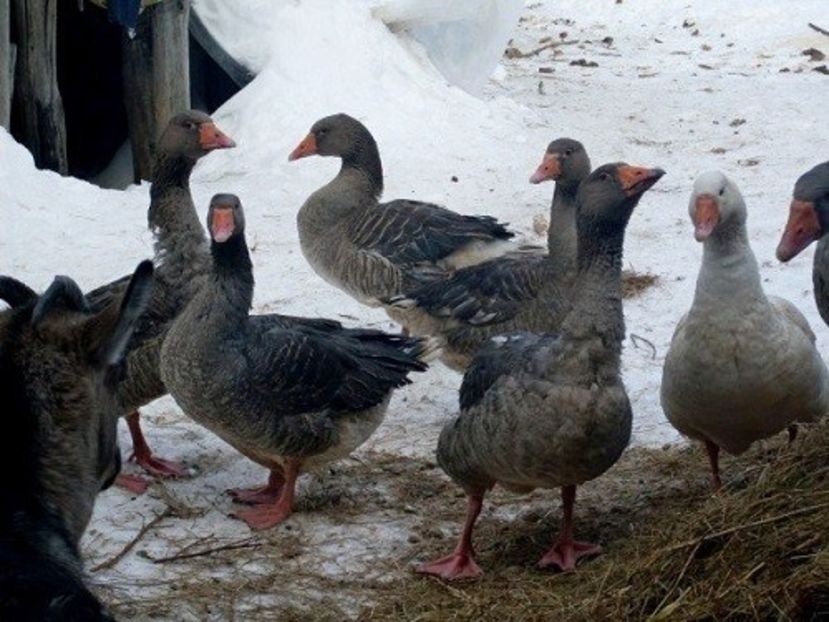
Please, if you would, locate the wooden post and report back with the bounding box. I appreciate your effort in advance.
[122,0,191,182]
[0,0,14,129]
[10,0,67,172]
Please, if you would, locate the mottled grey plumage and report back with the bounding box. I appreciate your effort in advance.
[417,163,663,579]
[88,115,343,420]
[813,237,829,326]
[160,197,430,525]
[84,111,220,415]
[387,138,590,370]
[293,113,515,309]
[437,164,642,496]
[0,262,152,620]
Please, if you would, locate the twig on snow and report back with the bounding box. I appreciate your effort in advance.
[91,509,172,572]
[630,333,657,360]
[808,22,829,37]
[505,39,580,59]
[149,537,261,563]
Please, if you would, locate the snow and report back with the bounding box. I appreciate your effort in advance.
[194,0,523,94]
[2,0,828,617]
[192,0,276,73]
[374,0,524,94]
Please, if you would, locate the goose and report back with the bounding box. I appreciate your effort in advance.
[662,171,829,490]
[386,138,590,370]
[416,163,664,580]
[160,194,433,529]
[776,161,829,326]
[88,113,341,494]
[85,110,236,491]
[0,262,152,620]
[289,113,516,314]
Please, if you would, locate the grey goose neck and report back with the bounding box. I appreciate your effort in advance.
[696,216,764,307]
[559,216,626,348]
[339,127,384,198]
[209,233,255,322]
[300,149,384,239]
[547,180,580,271]
[148,153,204,248]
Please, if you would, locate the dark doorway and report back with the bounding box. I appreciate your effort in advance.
[35,4,252,186]
[56,1,128,181]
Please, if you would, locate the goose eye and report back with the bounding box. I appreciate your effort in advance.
[317,128,328,137]
[599,172,610,181]
[718,187,725,196]
[564,149,573,156]
[185,122,196,130]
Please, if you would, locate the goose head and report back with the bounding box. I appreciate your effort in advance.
[776,161,829,261]
[207,194,245,244]
[529,137,591,186]
[158,110,236,161]
[289,113,372,161]
[689,171,745,242]
[577,162,665,231]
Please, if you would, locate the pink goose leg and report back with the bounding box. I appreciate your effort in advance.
[228,468,286,505]
[416,494,484,580]
[115,411,189,493]
[127,410,189,476]
[537,485,602,571]
[232,461,300,530]
[704,439,723,492]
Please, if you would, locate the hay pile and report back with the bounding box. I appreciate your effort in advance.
[622,269,659,299]
[366,422,829,621]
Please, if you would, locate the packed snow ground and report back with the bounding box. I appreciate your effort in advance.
[1,0,828,618]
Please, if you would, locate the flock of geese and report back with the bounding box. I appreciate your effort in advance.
[2,108,828,617]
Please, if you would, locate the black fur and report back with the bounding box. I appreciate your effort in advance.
[0,263,152,621]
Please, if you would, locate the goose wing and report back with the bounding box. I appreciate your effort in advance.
[349,200,513,267]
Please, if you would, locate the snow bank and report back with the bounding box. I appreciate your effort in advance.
[374,0,523,94]
[192,0,275,73]
[195,0,522,94]
[1,128,151,292]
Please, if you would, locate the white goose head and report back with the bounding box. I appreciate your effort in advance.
[689,171,746,242]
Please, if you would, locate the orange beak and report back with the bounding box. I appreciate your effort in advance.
[616,165,666,197]
[693,194,720,242]
[199,122,236,150]
[529,152,562,184]
[210,207,236,243]
[776,199,822,261]
[288,133,317,161]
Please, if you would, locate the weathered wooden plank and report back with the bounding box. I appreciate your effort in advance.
[10,0,67,172]
[0,0,12,129]
[122,0,191,182]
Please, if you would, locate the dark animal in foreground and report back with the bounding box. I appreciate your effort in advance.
[0,262,153,620]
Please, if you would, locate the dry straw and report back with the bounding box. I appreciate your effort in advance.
[97,422,828,620]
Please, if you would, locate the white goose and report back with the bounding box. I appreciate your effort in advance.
[661,171,829,490]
